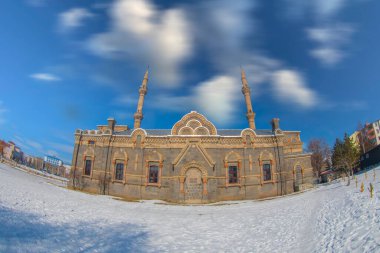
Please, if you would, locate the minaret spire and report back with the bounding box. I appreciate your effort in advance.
[133,69,149,129]
[241,68,256,129]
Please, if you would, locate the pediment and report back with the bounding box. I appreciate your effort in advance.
[171,111,217,136]
[172,142,215,167]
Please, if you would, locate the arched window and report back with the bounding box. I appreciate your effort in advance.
[115,160,124,181]
[149,164,159,183]
[84,156,92,176]
[263,163,271,181]
[136,135,142,148]
[224,152,241,186]
[228,165,238,184]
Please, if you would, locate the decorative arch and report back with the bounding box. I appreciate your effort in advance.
[241,128,257,138]
[145,150,163,162]
[131,128,147,147]
[83,146,95,157]
[224,151,242,186]
[241,128,256,146]
[171,111,217,136]
[145,150,164,187]
[111,149,128,183]
[258,151,275,184]
[112,149,128,161]
[194,126,210,135]
[82,146,95,178]
[224,151,242,162]
[179,161,208,195]
[179,161,208,177]
[259,150,274,162]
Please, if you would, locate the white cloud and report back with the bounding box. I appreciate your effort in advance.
[59,8,93,31]
[148,1,320,124]
[307,24,354,66]
[313,0,346,18]
[194,76,241,124]
[87,0,192,86]
[190,0,256,70]
[152,75,241,125]
[272,70,318,108]
[114,94,137,106]
[284,0,347,19]
[82,0,321,125]
[284,0,358,66]
[152,66,318,127]
[310,47,344,66]
[30,73,61,82]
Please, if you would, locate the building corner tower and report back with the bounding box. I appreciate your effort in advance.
[241,68,256,129]
[133,69,149,129]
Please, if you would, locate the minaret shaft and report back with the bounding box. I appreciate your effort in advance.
[241,69,256,129]
[133,70,148,129]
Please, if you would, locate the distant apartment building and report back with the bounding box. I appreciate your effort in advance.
[0,140,6,157]
[373,120,380,142]
[32,156,44,170]
[43,155,68,177]
[2,141,23,162]
[44,155,63,167]
[362,120,380,152]
[352,120,380,153]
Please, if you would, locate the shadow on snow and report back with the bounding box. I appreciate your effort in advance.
[0,205,150,253]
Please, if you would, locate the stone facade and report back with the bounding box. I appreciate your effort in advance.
[69,70,314,203]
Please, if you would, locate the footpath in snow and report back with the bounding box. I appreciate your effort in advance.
[0,163,379,253]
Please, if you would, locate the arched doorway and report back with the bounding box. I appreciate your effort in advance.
[185,168,203,203]
[180,162,208,204]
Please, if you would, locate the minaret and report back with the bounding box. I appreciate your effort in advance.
[241,68,256,129]
[133,69,149,129]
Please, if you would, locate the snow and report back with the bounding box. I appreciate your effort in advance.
[0,163,379,253]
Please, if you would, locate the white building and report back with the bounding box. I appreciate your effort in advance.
[44,155,63,166]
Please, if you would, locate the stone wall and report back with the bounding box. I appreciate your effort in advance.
[69,133,313,203]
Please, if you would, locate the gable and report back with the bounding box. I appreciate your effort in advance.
[171,111,217,136]
[172,142,215,168]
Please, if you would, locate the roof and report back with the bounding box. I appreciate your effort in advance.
[113,129,275,137]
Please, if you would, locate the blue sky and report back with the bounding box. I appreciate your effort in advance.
[0,0,379,163]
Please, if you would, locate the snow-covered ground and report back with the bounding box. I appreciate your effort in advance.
[0,163,379,253]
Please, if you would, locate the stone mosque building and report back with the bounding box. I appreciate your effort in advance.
[70,70,314,203]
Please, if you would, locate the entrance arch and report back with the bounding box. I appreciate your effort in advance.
[180,162,208,203]
[185,168,203,203]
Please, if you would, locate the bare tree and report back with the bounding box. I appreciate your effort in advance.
[70,169,86,190]
[308,138,331,179]
[98,173,111,195]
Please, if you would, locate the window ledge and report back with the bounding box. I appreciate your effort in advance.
[146,183,161,187]
[226,183,241,188]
